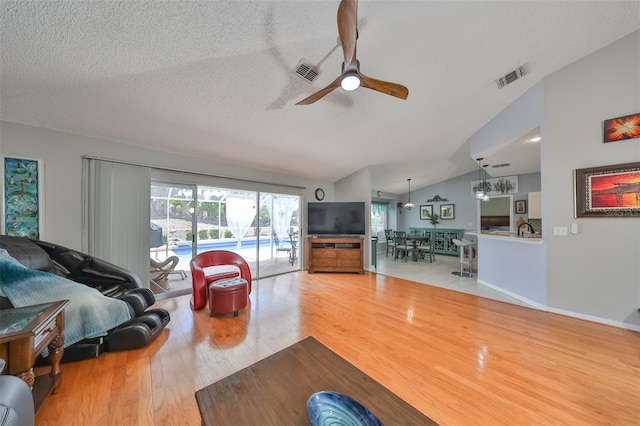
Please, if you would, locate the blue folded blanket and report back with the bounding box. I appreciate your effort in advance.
[0,249,131,352]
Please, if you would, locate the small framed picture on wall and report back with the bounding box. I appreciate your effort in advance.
[419,205,433,220]
[515,200,527,214]
[440,204,455,220]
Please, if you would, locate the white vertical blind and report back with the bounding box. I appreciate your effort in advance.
[82,158,151,285]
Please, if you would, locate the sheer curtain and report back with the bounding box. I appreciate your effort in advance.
[225,192,256,248]
[371,201,388,237]
[82,158,151,284]
[270,195,297,243]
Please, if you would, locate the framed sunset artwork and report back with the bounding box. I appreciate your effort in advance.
[574,162,640,217]
[603,113,640,143]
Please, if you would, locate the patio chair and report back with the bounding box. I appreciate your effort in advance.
[273,234,291,263]
[150,256,184,291]
[288,232,299,265]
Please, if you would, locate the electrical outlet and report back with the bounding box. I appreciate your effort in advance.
[553,226,568,236]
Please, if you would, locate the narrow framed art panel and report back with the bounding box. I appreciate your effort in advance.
[440,204,455,220]
[515,200,527,214]
[419,204,433,220]
[574,161,640,218]
[1,156,44,239]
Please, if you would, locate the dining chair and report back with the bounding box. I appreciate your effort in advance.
[384,229,396,257]
[416,231,435,263]
[393,231,415,262]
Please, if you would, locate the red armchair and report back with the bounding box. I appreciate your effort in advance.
[190,250,252,311]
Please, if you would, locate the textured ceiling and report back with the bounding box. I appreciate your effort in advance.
[1,1,639,194]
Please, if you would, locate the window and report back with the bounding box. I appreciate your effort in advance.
[371,202,388,236]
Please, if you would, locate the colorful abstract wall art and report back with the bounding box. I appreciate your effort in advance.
[603,113,640,143]
[2,156,44,239]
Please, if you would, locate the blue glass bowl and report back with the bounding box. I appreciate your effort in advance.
[307,390,383,426]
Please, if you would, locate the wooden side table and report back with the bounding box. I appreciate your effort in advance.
[0,300,69,411]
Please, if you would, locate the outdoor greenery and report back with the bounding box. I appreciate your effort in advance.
[151,188,300,244]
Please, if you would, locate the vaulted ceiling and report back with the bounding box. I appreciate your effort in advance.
[1,1,638,194]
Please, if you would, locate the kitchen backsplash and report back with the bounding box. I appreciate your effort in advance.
[529,219,542,234]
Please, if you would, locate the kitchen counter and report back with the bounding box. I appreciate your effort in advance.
[473,231,543,244]
[468,231,547,308]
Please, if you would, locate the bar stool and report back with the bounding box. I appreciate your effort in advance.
[462,238,477,273]
[451,239,473,277]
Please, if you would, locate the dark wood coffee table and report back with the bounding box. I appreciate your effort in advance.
[196,336,437,425]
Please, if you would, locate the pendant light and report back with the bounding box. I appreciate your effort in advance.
[475,158,485,200]
[404,178,415,210]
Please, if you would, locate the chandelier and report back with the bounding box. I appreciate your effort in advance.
[475,158,485,200]
[404,178,415,210]
[481,165,490,202]
[474,158,490,202]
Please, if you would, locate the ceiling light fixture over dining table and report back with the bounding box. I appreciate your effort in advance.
[404,178,415,210]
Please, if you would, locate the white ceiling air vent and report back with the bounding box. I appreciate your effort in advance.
[496,66,526,88]
[492,163,511,169]
[294,60,319,83]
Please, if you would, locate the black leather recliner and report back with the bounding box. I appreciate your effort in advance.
[0,235,170,362]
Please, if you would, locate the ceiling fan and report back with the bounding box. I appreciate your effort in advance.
[296,0,409,105]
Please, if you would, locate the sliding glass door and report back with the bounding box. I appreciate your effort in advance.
[150,181,301,298]
[150,182,196,295]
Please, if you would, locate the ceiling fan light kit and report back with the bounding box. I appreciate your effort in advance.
[296,0,408,105]
[341,73,361,91]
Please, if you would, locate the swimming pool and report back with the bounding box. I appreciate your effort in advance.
[167,238,291,264]
[171,238,278,254]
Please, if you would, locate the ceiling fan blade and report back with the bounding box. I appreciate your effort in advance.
[360,73,409,100]
[295,76,343,105]
[337,0,358,67]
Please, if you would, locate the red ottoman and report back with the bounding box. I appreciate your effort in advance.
[208,277,248,317]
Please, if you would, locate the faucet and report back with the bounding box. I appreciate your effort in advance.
[517,222,535,236]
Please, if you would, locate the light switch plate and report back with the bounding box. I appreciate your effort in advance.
[553,226,568,236]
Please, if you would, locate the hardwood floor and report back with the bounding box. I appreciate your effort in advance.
[35,271,639,425]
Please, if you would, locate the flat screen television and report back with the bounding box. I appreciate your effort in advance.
[307,202,366,236]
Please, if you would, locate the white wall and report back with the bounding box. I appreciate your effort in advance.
[543,31,640,328]
[0,121,333,256]
[469,82,544,158]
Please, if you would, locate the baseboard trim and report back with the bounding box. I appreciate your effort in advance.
[546,306,640,332]
[477,279,640,332]
[477,279,547,311]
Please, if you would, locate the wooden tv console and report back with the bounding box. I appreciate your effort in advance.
[307,237,364,274]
